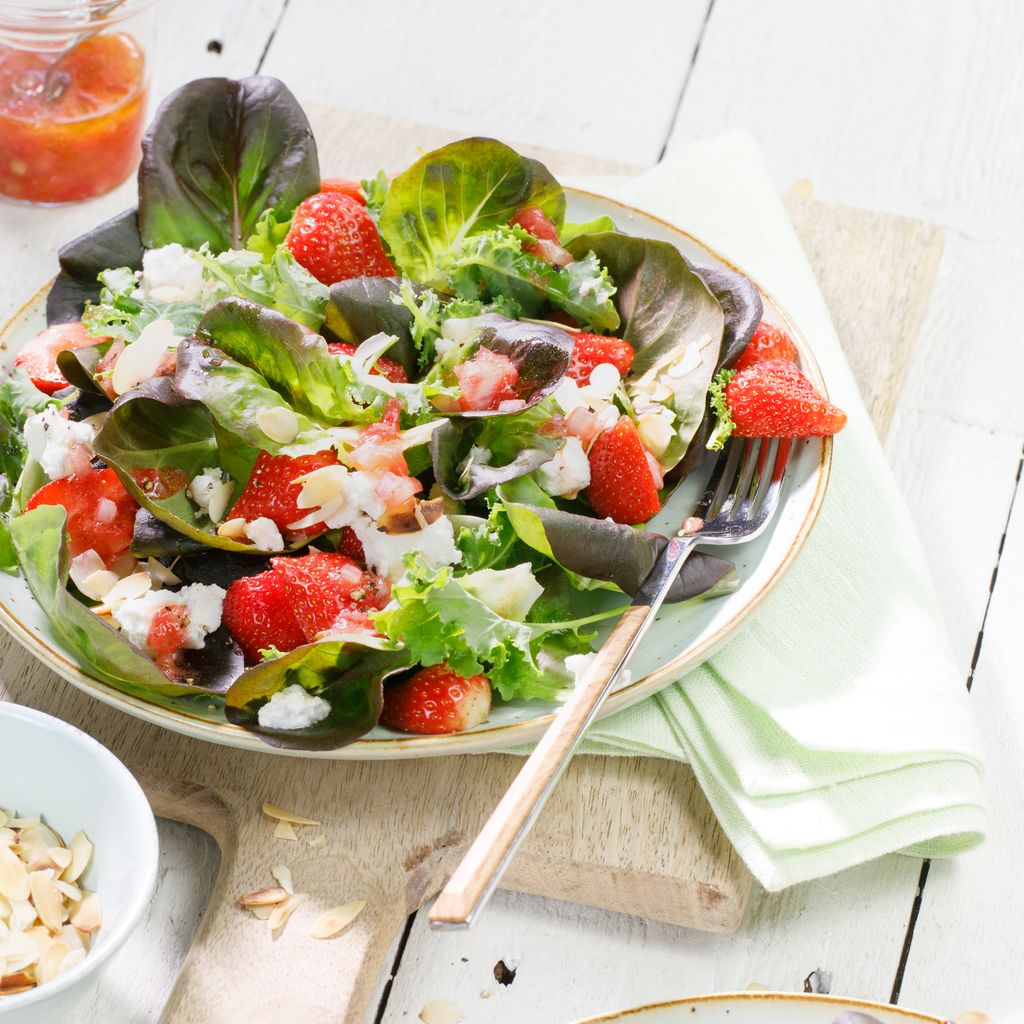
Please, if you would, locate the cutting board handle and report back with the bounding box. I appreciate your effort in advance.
[139,769,410,1024]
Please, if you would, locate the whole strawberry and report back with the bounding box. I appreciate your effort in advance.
[734,321,799,371]
[714,359,847,441]
[380,664,491,735]
[285,192,395,285]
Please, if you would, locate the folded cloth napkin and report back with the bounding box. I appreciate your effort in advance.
[527,131,987,891]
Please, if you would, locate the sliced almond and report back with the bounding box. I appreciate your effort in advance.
[248,905,274,921]
[111,318,177,395]
[69,892,102,933]
[24,925,51,955]
[419,999,465,1024]
[58,947,86,975]
[6,816,40,830]
[91,572,152,615]
[256,406,300,444]
[267,892,308,934]
[62,832,93,884]
[146,557,182,586]
[309,900,366,939]
[308,835,326,849]
[35,939,69,985]
[273,819,298,842]
[262,803,320,826]
[217,517,248,540]
[237,886,289,908]
[0,969,34,993]
[0,932,39,973]
[78,569,120,601]
[59,924,85,952]
[271,865,294,895]
[0,846,30,901]
[6,898,36,934]
[206,482,234,525]
[29,872,63,932]
[53,880,81,904]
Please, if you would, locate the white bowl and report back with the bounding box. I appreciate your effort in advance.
[0,703,158,1022]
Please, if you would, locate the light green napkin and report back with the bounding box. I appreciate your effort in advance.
[518,133,987,891]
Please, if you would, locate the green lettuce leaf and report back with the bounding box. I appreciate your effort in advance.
[443,226,619,331]
[10,505,226,696]
[326,277,421,377]
[378,137,565,287]
[0,371,59,527]
[138,76,320,252]
[82,266,205,342]
[372,559,611,702]
[559,215,616,246]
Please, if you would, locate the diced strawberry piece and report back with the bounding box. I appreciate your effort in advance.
[564,407,603,450]
[319,179,367,204]
[374,472,422,509]
[455,347,519,412]
[146,604,190,680]
[228,450,339,536]
[734,321,800,372]
[725,359,847,437]
[328,341,408,383]
[345,399,410,478]
[14,322,108,395]
[510,207,560,245]
[27,465,138,563]
[586,418,662,525]
[380,663,491,735]
[271,550,390,642]
[567,333,635,385]
[285,192,395,285]
[223,570,308,664]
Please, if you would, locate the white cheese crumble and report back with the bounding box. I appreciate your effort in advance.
[352,514,460,582]
[244,516,284,551]
[24,406,96,480]
[536,436,591,499]
[188,466,234,523]
[137,243,207,303]
[289,465,386,532]
[111,583,225,650]
[461,564,543,621]
[257,684,332,730]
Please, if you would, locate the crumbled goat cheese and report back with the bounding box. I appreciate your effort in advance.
[137,243,206,303]
[352,514,460,582]
[24,406,96,480]
[112,583,225,650]
[188,467,233,524]
[257,684,332,730]
[289,465,385,532]
[536,436,591,499]
[244,517,285,551]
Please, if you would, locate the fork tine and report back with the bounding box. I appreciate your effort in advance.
[755,437,792,523]
[694,438,743,521]
[726,438,763,520]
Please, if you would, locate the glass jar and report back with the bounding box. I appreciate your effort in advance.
[0,0,157,205]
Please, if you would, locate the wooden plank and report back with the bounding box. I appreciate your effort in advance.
[897,448,1024,1021]
[261,0,712,166]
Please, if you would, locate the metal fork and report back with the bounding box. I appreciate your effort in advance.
[428,435,793,929]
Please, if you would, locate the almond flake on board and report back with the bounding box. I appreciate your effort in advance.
[262,803,321,826]
[307,835,326,849]
[267,893,308,934]
[309,900,366,939]
[271,865,294,895]
[237,887,289,908]
[419,999,465,1024]
[273,820,298,842]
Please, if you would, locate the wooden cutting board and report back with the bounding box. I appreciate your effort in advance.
[0,105,942,1024]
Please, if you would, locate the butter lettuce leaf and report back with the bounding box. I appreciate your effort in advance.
[379,137,565,287]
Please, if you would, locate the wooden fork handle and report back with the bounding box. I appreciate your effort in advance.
[428,604,651,929]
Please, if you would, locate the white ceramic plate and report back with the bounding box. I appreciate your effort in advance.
[0,190,831,759]
[571,992,945,1024]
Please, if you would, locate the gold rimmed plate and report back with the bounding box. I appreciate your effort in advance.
[0,189,832,759]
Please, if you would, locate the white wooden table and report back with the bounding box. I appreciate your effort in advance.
[2,1,1021,1020]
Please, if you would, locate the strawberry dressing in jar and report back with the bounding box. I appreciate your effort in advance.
[0,0,156,204]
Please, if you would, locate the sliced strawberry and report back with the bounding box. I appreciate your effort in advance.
[336,525,366,565]
[380,663,491,735]
[14,322,108,395]
[567,333,635,385]
[344,399,410,477]
[223,569,308,664]
[734,321,800,372]
[227,450,338,536]
[455,347,519,412]
[328,341,408,383]
[27,465,138,563]
[271,550,390,642]
[285,192,395,285]
[586,417,662,525]
[725,359,847,437]
[319,179,367,204]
